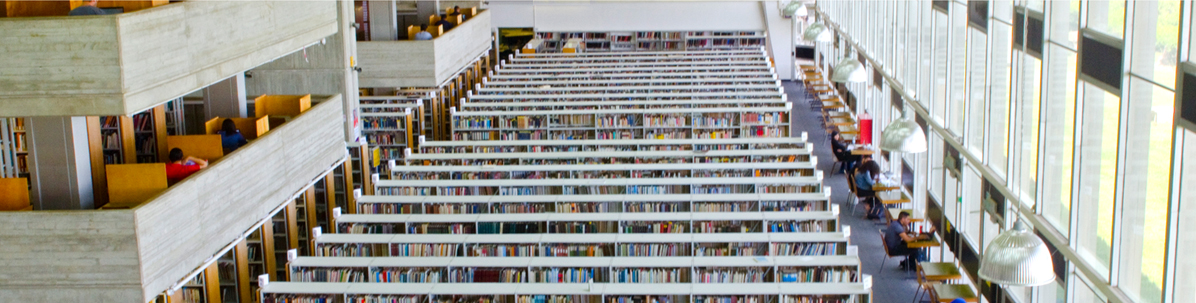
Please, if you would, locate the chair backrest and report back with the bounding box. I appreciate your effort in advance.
[879,229,895,257]
[846,169,858,193]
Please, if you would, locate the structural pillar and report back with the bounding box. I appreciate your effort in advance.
[416,0,439,24]
[368,0,398,41]
[25,116,94,210]
[203,73,249,119]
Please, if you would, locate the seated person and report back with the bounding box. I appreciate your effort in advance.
[448,5,462,17]
[854,157,882,219]
[69,0,106,16]
[414,24,434,40]
[830,131,860,173]
[434,14,454,31]
[165,148,208,185]
[217,119,249,154]
[885,211,937,270]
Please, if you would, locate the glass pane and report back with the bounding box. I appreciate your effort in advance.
[1117,78,1174,303]
[1076,82,1120,277]
[931,132,945,200]
[1087,0,1126,39]
[993,0,1013,22]
[920,5,935,105]
[1016,53,1042,204]
[1034,278,1067,303]
[1048,0,1081,49]
[1074,274,1108,303]
[989,21,1012,177]
[949,2,968,135]
[934,11,950,122]
[967,28,987,156]
[963,167,982,248]
[1128,0,1180,89]
[1173,129,1196,303]
[1041,45,1078,234]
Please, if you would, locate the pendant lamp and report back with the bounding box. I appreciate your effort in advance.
[830,54,866,83]
[783,1,808,18]
[978,7,1056,287]
[803,22,832,42]
[978,219,1057,286]
[878,111,927,153]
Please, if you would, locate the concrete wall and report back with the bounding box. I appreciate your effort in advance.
[0,211,143,302]
[133,95,347,301]
[0,0,339,117]
[488,1,766,31]
[0,96,345,303]
[358,9,492,88]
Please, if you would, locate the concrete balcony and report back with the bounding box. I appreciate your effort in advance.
[358,9,492,88]
[0,1,339,117]
[0,95,347,303]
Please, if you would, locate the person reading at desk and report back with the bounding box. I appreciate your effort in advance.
[886,211,936,270]
[217,119,249,154]
[414,24,434,40]
[165,148,208,185]
[435,14,454,31]
[830,131,859,174]
[854,157,881,219]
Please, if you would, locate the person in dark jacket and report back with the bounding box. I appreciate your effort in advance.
[217,119,249,154]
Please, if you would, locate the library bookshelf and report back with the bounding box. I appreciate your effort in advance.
[450,107,790,141]
[352,193,831,215]
[415,137,811,154]
[264,47,869,302]
[1,118,27,180]
[529,31,767,52]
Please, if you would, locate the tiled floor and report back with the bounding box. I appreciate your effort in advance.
[783,81,922,303]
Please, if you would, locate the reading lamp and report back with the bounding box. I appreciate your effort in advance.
[783,1,809,18]
[878,111,927,153]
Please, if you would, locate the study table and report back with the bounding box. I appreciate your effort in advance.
[887,208,924,222]
[877,189,912,206]
[919,262,963,282]
[931,284,979,302]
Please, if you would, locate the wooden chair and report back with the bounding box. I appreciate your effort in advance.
[912,263,942,303]
[845,169,862,216]
[878,229,908,274]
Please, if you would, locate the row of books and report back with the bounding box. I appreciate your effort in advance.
[405,156,807,166]
[623,222,686,234]
[315,243,390,257]
[363,116,410,130]
[269,295,864,303]
[417,143,806,154]
[694,269,767,283]
[339,223,403,234]
[767,221,826,233]
[695,155,808,163]
[695,243,765,257]
[292,268,369,282]
[472,244,539,257]
[376,268,445,283]
[772,243,838,256]
[694,221,756,233]
[365,133,406,146]
[339,200,822,216]
[617,243,687,257]
[778,268,857,283]
[614,268,685,283]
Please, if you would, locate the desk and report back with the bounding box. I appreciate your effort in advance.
[836,124,859,135]
[872,185,901,192]
[877,190,912,205]
[823,102,846,110]
[830,116,856,126]
[931,284,979,302]
[850,148,874,155]
[907,238,941,248]
[887,208,924,222]
[920,262,963,282]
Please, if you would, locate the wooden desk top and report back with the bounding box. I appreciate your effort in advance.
[887,208,924,222]
[932,284,978,302]
[907,238,941,248]
[850,148,874,155]
[878,190,912,205]
[823,102,845,109]
[872,185,901,192]
[920,262,963,281]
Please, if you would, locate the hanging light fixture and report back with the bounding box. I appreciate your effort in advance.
[783,1,808,18]
[802,22,832,42]
[830,52,866,83]
[878,111,927,153]
[979,219,1057,286]
[977,6,1056,288]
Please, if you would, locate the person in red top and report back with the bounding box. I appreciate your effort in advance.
[165,148,208,185]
